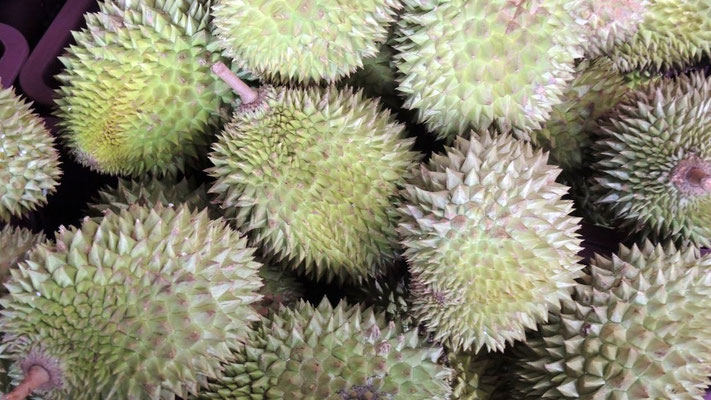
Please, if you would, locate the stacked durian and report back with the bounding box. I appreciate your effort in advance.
[2,0,711,399]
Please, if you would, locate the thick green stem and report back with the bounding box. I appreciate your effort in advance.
[212,62,258,104]
[3,365,50,400]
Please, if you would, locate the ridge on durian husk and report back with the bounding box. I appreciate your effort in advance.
[514,241,711,398]
[254,263,305,316]
[397,131,584,353]
[195,298,453,399]
[0,204,263,399]
[593,72,711,246]
[0,226,45,295]
[529,57,631,171]
[394,0,584,141]
[0,85,62,222]
[607,0,711,72]
[55,0,237,176]
[86,176,214,218]
[211,0,401,84]
[572,0,648,58]
[208,85,420,284]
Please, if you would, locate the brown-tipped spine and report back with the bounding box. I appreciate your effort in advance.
[212,62,258,104]
[3,365,51,400]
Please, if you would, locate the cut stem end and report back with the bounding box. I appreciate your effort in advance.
[212,62,258,104]
[3,365,51,400]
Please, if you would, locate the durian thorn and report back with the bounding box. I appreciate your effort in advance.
[686,167,711,191]
[3,365,50,400]
[212,62,258,104]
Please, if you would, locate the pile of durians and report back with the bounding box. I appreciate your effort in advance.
[1,0,711,399]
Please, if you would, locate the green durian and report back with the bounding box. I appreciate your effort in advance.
[345,268,415,329]
[0,204,263,399]
[514,242,711,398]
[0,226,45,294]
[211,0,401,84]
[529,58,631,170]
[448,350,506,400]
[397,131,584,353]
[196,298,453,399]
[208,64,420,284]
[573,0,648,57]
[86,177,213,218]
[608,0,711,72]
[0,86,61,222]
[340,33,402,111]
[394,0,584,140]
[254,263,305,316]
[593,72,711,246]
[55,0,236,176]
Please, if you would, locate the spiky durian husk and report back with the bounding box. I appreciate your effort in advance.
[86,177,213,218]
[196,298,453,399]
[593,72,711,246]
[208,85,420,284]
[572,0,648,58]
[340,32,402,111]
[448,350,506,400]
[254,263,305,316]
[398,131,584,353]
[345,270,415,329]
[0,205,263,399]
[0,86,61,222]
[608,0,711,72]
[514,242,711,398]
[529,58,630,170]
[55,0,236,176]
[0,226,45,293]
[393,0,583,141]
[211,0,401,84]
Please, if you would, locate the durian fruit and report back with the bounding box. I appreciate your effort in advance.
[573,0,648,57]
[608,0,711,72]
[514,242,711,398]
[340,33,402,111]
[55,0,236,176]
[0,85,61,222]
[0,204,263,400]
[593,72,711,246]
[394,0,584,140]
[254,263,305,316]
[345,267,415,329]
[397,131,584,353]
[448,350,506,400]
[196,298,453,399]
[529,58,630,171]
[211,0,401,84]
[208,62,420,284]
[86,177,213,218]
[0,226,45,294]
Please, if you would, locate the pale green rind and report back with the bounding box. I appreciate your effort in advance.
[449,350,506,400]
[572,0,648,58]
[208,85,420,284]
[196,298,453,399]
[514,242,711,398]
[394,0,584,140]
[0,205,263,399]
[397,131,584,353]
[55,0,235,176]
[0,226,46,293]
[608,0,711,72]
[211,0,401,84]
[592,72,711,246]
[0,86,62,222]
[86,177,214,218]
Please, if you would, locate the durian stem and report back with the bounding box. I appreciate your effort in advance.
[687,167,711,191]
[3,365,50,400]
[212,62,258,104]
